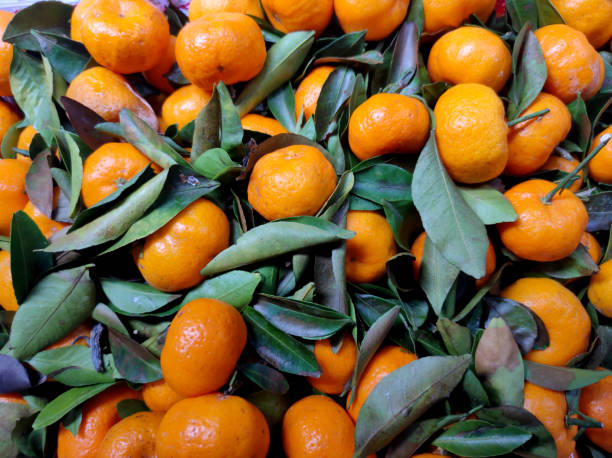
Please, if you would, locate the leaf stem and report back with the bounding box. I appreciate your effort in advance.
[507,108,550,127]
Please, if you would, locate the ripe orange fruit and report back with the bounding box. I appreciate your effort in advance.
[96,411,163,458]
[57,384,142,458]
[134,198,230,292]
[262,0,333,37]
[160,84,212,130]
[160,298,246,397]
[434,83,508,184]
[66,67,158,131]
[306,333,357,394]
[156,393,270,458]
[476,239,496,288]
[247,145,336,221]
[0,250,18,311]
[345,210,397,284]
[294,66,335,120]
[502,277,591,366]
[142,379,185,412]
[550,0,612,49]
[579,369,612,453]
[588,126,612,184]
[16,125,38,152]
[143,35,177,94]
[422,0,495,35]
[241,114,288,136]
[283,395,358,458]
[176,13,266,91]
[81,143,156,208]
[23,189,69,239]
[580,232,601,263]
[427,26,512,92]
[334,0,410,41]
[73,0,170,74]
[505,93,572,176]
[588,259,612,318]
[347,93,430,161]
[535,24,604,103]
[0,158,30,236]
[189,0,265,20]
[347,345,417,421]
[0,11,14,96]
[498,180,588,262]
[0,100,21,145]
[540,154,583,192]
[46,323,92,350]
[523,382,577,458]
[0,392,27,404]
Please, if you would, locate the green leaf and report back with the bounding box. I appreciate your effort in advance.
[9,265,95,359]
[116,399,149,418]
[0,402,36,457]
[60,407,81,436]
[385,22,419,95]
[532,244,599,279]
[437,318,472,356]
[100,279,180,315]
[1,120,26,159]
[192,87,220,159]
[92,303,129,336]
[406,0,424,34]
[239,362,289,394]
[524,361,612,390]
[3,1,72,51]
[586,191,612,231]
[62,96,115,151]
[353,164,413,205]
[381,199,417,251]
[535,0,565,26]
[420,236,460,316]
[56,130,83,218]
[192,148,242,180]
[24,149,53,221]
[506,0,538,32]
[32,30,90,83]
[314,66,355,141]
[458,186,517,225]
[567,94,591,152]
[181,270,261,310]
[108,329,162,383]
[267,83,297,133]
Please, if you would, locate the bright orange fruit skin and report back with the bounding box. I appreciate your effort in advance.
[241,114,288,136]
[294,66,335,121]
[0,250,18,311]
[540,154,583,192]
[579,370,612,453]
[189,0,265,20]
[0,11,14,96]
[0,158,30,236]
[262,0,333,37]
[588,259,612,318]
[306,333,357,394]
[0,100,21,147]
[422,0,495,35]
[96,411,163,458]
[580,232,601,263]
[161,84,212,130]
[142,379,185,412]
[143,35,177,94]
[588,126,612,184]
[550,0,612,49]
[23,189,69,239]
[334,0,411,41]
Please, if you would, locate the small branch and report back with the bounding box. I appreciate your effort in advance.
[507,108,550,127]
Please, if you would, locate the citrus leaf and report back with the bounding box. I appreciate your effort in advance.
[181,270,261,310]
[62,97,114,150]
[506,0,538,32]
[524,361,612,391]
[192,148,242,181]
[586,192,612,231]
[385,22,419,95]
[531,244,599,279]
[267,83,297,133]
[420,236,460,315]
[0,354,38,393]
[239,362,289,394]
[3,1,72,51]
[100,279,180,315]
[1,119,26,159]
[458,185,517,225]
[437,318,472,356]
[108,329,162,383]
[116,399,149,418]
[535,0,564,27]
[56,130,83,218]
[24,150,53,218]
[32,30,90,83]
[353,164,413,205]
[406,0,424,34]
[314,66,355,142]
[567,94,591,152]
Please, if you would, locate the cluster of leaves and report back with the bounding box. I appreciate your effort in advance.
[0,0,611,457]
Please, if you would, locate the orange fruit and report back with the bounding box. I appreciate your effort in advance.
[283,395,357,458]
[81,143,156,208]
[540,154,583,192]
[156,393,270,458]
[535,24,605,103]
[475,239,496,288]
[345,210,397,284]
[0,250,18,311]
[134,198,230,292]
[160,84,212,130]
[96,411,163,458]
[347,93,430,161]
[160,298,246,397]
[0,100,21,145]
[247,144,336,221]
[57,384,142,458]
[176,13,266,91]
[142,379,185,412]
[0,11,14,96]
[189,0,265,20]
[588,259,612,318]
[262,0,333,37]
[523,382,577,458]
[46,323,92,350]
[550,0,612,49]
[0,393,27,404]
[423,0,495,35]
[580,232,601,263]
[501,277,591,366]
[70,0,99,42]
[23,189,69,239]
[505,93,572,176]
[294,66,335,120]
[498,180,588,262]
[427,26,512,92]
[334,0,410,41]
[347,345,417,422]
[588,126,612,184]
[241,114,288,136]
[73,0,170,74]
[143,35,177,94]
[0,158,30,236]
[434,83,508,184]
[16,125,38,152]
[579,369,612,453]
[306,333,357,394]
[66,67,158,130]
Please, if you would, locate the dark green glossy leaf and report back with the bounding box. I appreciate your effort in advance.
[192,148,241,180]
[3,1,72,51]
[315,66,355,141]
[506,0,538,32]
[62,96,116,151]
[267,83,297,133]
[108,329,162,383]
[422,81,450,106]
[32,30,90,83]
[116,399,149,418]
[247,391,290,429]
[60,406,81,436]
[535,0,565,27]
[353,164,413,205]
[532,244,599,279]
[385,22,419,95]
[239,362,289,394]
[181,270,261,310]
[24,150,53,218]
[420,236,460,315]
[568,94,591,152]
[406,0,424,34]
[56,130,83,218]
[437,318,472,356]
[586,192,612,231]
[524,361,612,390]
[100,279,180,315]
[462,369,490,407]
[458,185,517,225]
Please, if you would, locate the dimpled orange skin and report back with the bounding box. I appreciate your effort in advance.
[535,24,604,103]
[96,411,163,458]
[334,0,410,41]
[241,114,288,136]
[46,323,92,350]
[524,382,577,458]
[161,298,246,397]
[588,259,612,318]
[540,154,583,192]
[498,180,588,262]
[347,346,417,422]
[135,199,230,292]
[348,94,430,161]
[0,100,21,145]
[502,278,591,366]
[0,158,30,236]
[143,35,176,93]
[588,126,612,184]
[156,393,270,458]
[142,379,185,412]
[81,143,155,208]
[76,0,170,74]
[475,239,496,288]
[550,0,612,49]
[294,66,335,120]
[505,93,572,176]
[434,83,508,184]
[306,333,357,394]
[66,67,158,131]
[579,370,612,452]
[0,11,14,96]
[262,0,333,37]
[580,232,601,263]
[247,145,337,221]
[70,0,97,42]
[23,189,69,239]
[423,0,495,35]
[16,126,38,152]
[427,27,512,92]
[176,13,266,91]
[345,210,397,284]
[161,85,212,130]
[0,251,18,311]
[57,384,142,458]
[189,0,265,20]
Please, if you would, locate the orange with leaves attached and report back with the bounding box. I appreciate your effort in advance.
[306,333,357,394]
[334,0,410,41]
